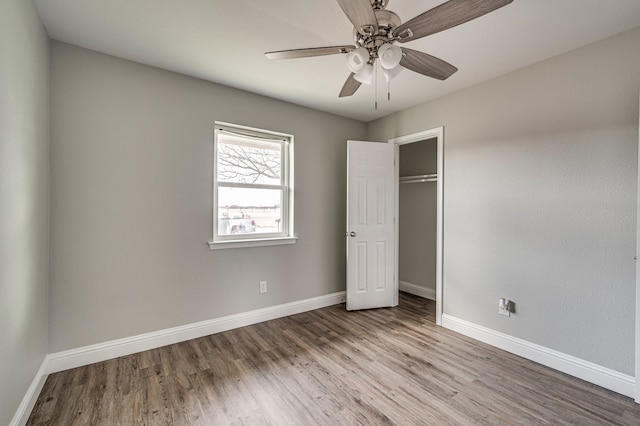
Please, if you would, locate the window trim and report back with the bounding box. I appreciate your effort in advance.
[208,236,298,250]
[209,122,295,249]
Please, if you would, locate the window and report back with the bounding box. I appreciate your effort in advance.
[209,122,295,249]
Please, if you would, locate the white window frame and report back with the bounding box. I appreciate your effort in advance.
[208,122,296,250]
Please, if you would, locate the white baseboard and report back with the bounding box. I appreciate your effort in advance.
[399,281,436,300]
[442,314,636,399]
[10,356,49,426]
[47,291,346,374]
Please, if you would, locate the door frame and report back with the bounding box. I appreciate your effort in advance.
[635,87,639,403]
[390,127,444,325]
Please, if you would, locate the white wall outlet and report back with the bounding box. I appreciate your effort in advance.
[498,298,510,316]
[259,281,267,294]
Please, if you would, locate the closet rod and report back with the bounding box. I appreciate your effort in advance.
[399,174,437,184]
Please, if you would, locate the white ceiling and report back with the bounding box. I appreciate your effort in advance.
[34,0,640,122]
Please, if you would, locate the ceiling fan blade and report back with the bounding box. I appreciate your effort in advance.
[339,73,362,98]
[265,45,355,60]
[395,0,513,43]
[335,0,378,35]
[400,48,458,80]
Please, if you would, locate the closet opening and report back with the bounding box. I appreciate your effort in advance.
[399,139,437,322]
[391,127,444,325]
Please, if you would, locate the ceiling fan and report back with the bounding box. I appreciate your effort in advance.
[265,0,513,98]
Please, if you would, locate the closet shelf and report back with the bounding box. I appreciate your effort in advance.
[399,174,437,184]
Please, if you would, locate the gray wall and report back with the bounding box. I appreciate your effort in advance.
[368,27,640,375]
[0,0,50,423]
[399,140,437,292]
[49,42,366,352]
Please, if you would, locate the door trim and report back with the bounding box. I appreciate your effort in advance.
[635,87,639,403]
[390,127,444,325]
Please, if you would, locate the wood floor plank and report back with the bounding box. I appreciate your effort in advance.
[27,293,640,425]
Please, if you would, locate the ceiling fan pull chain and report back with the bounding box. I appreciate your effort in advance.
[387,77,391,102]
[374,63,378,110]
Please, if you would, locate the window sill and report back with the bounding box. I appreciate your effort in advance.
[208,237,298,250]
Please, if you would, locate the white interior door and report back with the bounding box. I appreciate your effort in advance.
[346,140,396,310]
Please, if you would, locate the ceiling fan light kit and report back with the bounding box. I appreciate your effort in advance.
[346,47,370,74]
[382,65,402,83]
[353,63,375,84]
[265,0,514,99]
[378,43,402,70]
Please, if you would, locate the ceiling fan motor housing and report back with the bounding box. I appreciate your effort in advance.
[374,9,401,33]
[353,8,401,58]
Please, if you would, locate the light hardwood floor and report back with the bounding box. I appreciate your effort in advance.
[28,293,639,425]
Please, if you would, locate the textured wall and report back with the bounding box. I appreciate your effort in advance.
[0,0,50,423]
[368,27,640,375]
[49,42,365,352]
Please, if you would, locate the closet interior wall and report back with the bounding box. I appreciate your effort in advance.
[399,139,438,300]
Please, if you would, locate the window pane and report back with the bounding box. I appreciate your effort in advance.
[217,187,283,235]
[217,136,281,185]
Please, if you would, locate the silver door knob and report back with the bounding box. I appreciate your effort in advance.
[349,231,357,237]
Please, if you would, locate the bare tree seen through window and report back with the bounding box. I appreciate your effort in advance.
[217,140,281,185]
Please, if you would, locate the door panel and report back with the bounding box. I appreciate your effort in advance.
[347,141,396,310]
